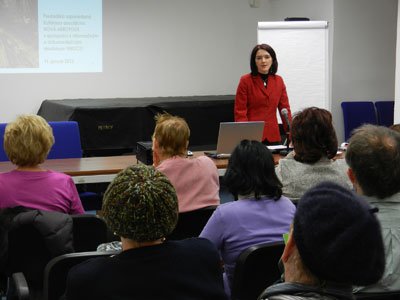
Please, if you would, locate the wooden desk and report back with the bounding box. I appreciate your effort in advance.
[0,152,283,184]
[0,155,137,184]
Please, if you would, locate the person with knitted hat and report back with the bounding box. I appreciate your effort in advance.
[258,181,385,300]
[65,164,227,300]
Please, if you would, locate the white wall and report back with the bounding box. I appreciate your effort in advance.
[332,0,397,141]
[0,0,397,145]
[395,0,400,123]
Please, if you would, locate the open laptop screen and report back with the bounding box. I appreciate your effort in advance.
[205,121,264,158]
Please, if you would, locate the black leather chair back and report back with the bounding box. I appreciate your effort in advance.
[167,206,216,240]
[71,214,109,252]
[231,241,285,300]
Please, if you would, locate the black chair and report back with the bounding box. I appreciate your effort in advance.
[6,225,53,300]
[167,206,216,240]
[231,241,285,300]
[71,214,110,252]
[12,251,118,300]
[4,209,74,300]
[43,251,118,300]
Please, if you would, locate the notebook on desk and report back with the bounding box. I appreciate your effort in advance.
[204,121,264,159]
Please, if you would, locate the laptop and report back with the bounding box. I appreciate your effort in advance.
[205,121,264,159]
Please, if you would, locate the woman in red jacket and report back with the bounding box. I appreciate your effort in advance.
[235,44,292,145]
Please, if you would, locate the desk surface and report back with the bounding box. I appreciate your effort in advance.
[0,152,282,184]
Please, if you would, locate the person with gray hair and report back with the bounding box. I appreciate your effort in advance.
[346,124,400,293]
[65,164,227,300]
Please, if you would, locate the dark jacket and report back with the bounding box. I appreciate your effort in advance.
[0,206,74,272]
[258,282,355,300]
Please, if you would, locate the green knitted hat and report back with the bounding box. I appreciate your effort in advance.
[102,164,178,242]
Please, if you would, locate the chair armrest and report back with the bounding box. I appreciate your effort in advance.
[11,272,30,300]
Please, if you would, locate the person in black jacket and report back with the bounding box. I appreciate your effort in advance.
[258,182,385,300]
[65,164,227,300]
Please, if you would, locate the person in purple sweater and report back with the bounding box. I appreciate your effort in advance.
[0,114,84,214]
[200,140,296,298]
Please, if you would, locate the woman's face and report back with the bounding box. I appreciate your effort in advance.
[255,49,272,74]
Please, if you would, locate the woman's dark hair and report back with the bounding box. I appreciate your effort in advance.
[291,107,338,164]
[250,44,278,76]
[224,140,282,200]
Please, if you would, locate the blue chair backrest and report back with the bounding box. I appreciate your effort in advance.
[341,101,377,141]
[0,123,8,161]
[47,121,83,159]
[375,101,394,127]
[0,121,82,162]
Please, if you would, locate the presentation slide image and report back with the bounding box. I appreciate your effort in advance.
[0,0,39,68]
[0,0,102,74]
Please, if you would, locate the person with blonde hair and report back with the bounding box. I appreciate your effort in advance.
[0,114,84,214]
[152,113,220,212]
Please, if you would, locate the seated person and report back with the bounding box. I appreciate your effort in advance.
[390,123,400,133]
[65,164,227,300]
[259,181,385,300]
[152,113,220,212]
[0,115,84,214]
[275,107,351,201]
[346,125,400,293]
[200,140,296,298]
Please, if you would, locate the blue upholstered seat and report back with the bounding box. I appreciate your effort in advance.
[341,101,378,141]
[375,101,394,127]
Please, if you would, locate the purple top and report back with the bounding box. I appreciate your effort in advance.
[200,196,295,297]
[0,170,84,214]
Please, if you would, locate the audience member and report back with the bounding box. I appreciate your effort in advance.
[0,115,83,214]
[65,164,226,300]
[152,113,220,212]
[200,140,295,298]
[258,181,385,300]
[389,123,400,133]
[346,124,400,293]
[275,107,351,201]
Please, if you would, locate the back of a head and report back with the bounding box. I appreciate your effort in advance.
[152,113,190,157]
[102,164,178,242]
[346,124,400,199]
[294,181,385,286]
[4,114,54,167]
[291,107,338,164]
[389,123,400,133]
[224,139,282,199]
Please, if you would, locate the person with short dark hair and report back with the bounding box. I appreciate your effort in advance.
[346,124,400,293]
[275,107,351,201]
[0,114,84,214]
[258,181,385,300]
[234,44,292,145]
[66,164,227,300]
[200,140,295,298]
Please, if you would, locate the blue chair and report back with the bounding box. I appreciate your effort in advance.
[47,122,102,211]
[0,121,82,161]
[341,101,377,141]
[47,121,83,159]
[375,101,394,127]
[0,123,8,161]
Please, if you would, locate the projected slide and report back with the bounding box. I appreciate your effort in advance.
[0,0,102,73]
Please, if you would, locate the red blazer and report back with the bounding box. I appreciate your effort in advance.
[234,73,292,143]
